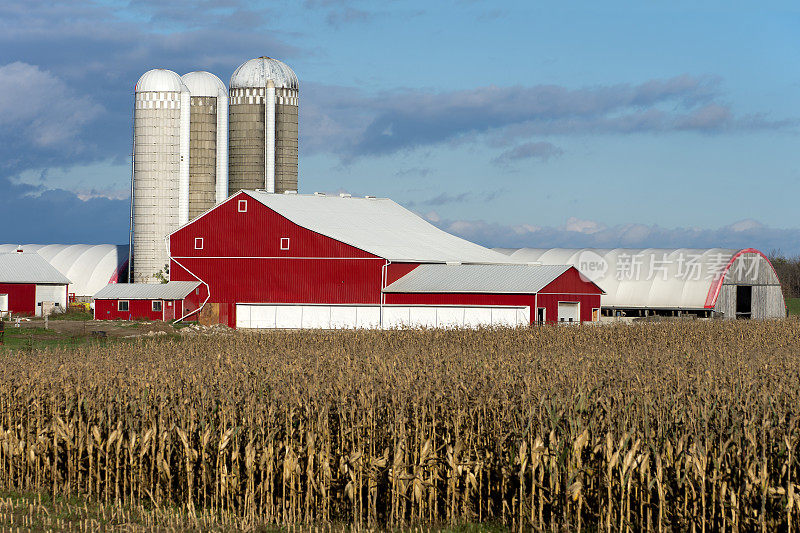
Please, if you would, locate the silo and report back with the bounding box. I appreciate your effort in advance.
[229,57,299,194]
[181,71,228,219]
[131,69,190,283]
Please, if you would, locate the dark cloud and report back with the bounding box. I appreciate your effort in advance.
[393,167,432,177]
[423,214,800,255]
[492,142,563,165]
[302,75,794,162]
[0,176,129,244]
[403,190,503,208]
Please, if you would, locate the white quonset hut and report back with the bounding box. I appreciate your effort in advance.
[494,248,786,319]
[132,69,191,283]
[0,244,128,300]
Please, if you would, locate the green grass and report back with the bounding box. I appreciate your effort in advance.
[0,326,106,351]
[787,298,800,316]
[49,309,93,321]
[0,489,512,532]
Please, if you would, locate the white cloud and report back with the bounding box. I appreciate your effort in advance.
[0,62,103,149]
[427,215,800,255]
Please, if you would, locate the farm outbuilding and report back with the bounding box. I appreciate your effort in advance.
[167,190,603,329]
[494,248,786,319]
[0,251,71,317]
[93,281,202,321]
[0,244,128,300]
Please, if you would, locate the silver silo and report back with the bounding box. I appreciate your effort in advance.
[181,71,228,220]
[131,69,190,283]
[228,57,299,194]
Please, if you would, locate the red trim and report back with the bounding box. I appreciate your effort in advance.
[703,248,780,308]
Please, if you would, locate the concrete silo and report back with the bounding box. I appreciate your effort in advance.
[181,71,228,219]
[131,69,190,283]
[228,57,299,194]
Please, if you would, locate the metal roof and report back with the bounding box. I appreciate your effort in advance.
[493,248,779,309]
[383,264,572,294]
[0,252,71,284]
[182,71,226,97]
[93,281,200,300]
[135,69,188,92]
[243,191,515,264]
[230,57,298,90]
[0,244,128,296]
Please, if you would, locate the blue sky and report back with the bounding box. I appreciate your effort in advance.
[1,1,799,253]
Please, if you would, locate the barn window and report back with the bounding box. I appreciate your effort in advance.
[194,237,204,250]
[238,199,248,212]
[152,301,162,312]
[280,237,290,250]
[118,300,129,312]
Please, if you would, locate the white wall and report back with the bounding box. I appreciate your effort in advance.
[35,284,68,316]
[236,304,529,330]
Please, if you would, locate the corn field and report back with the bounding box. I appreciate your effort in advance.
[1,320,800,531]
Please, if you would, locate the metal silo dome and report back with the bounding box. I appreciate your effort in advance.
[230,56,299,90]
[181,71,227,96]
[131,68,191,283]
[228,57,299,196]
[135,69,187,92]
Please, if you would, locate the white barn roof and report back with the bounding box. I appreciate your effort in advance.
[243,191,514,264]
[0,252,71,284]
[94,281,200,300]
[383,264,573,294]
[494,248,780,310]
[0,244,128,297]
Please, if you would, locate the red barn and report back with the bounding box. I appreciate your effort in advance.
[0,252,71,317]
[93,281,202,321]
[168,190,604,329]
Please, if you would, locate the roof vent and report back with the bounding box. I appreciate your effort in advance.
[314,192,326,196]
[365,195,376,199]
[284,190,297,195]
[339,193,352,198]
[445,261,462,266]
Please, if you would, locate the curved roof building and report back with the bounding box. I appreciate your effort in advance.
[0,244,129,298]
[494,248,786,319]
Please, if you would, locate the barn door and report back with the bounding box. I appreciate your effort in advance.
[164,301,175,321]
[736,286,752,319]
[557,302,580,323]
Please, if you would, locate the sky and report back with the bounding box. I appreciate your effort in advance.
[1,1,799,253]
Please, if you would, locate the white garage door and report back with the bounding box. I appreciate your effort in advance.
[236,304,529,329]
[557,302,580,323]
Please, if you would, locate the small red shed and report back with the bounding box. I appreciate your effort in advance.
[382,263,603,325]
[93,281,202,321]
[0,252,71,317]
[167,190,605,329]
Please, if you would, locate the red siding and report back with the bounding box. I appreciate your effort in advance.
[94,299,183,321]
[171,257,384,305]
[169,191,387,309]
[540,267,605,295]
[0,283,36,316]
[170,192,377,260]
[384,291,601,324]
[167,192,603,327]
[536,293,602,323]
[386,263,420,285]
